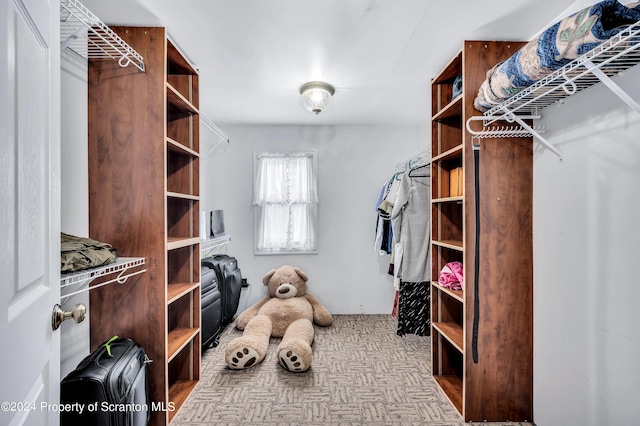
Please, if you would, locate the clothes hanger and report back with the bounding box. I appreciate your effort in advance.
[408,163,430,177]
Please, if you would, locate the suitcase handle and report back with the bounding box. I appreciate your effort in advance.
[103,335,119,357]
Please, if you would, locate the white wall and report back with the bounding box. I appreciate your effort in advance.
[533,66,640,425]
[59,51,91,377]
[200,124,426,314]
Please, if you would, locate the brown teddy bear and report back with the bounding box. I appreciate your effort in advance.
[225,265,332,372]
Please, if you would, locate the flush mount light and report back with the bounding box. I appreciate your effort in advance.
[299,81,335,115]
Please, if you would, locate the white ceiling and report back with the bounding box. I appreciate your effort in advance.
[79,0,579,126]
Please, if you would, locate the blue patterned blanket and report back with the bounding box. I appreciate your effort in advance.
[474,0,640,112]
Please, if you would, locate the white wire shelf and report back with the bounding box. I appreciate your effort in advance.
[395,146,430,173]
[201,235,231,257]
[60,257,146,300]
[59,0,145,72]
[201,115,230,155]
[484,21,640,118]
[467,20,640,159]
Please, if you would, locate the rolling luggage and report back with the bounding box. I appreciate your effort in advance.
[202,255,242,325]
[201,264,223,349]
[60,336,150,426]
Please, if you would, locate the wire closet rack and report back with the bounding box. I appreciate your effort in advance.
[394,146,430,173]
[60,257,146,302]
[466,20,640,159]
[60,0,231,156]
[60,0,145,72]
[201,235,232,258]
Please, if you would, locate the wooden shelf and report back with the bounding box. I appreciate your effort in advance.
[433,322,464,353]
[168,282,200,304]
[431,281,463,303]
[432,239,463,251]
[167,237,200,251]
[168,380,198,422]
[167,83,199,115]
[430,41,533,422]
[432,196,464,204]
[168,327,199,362]
[433,95,462,121]
[432,145,463,163]
[165,34,200,425]
[166,191,199,201]
[167,38,197,75]
[89,26,201,426]
[432,49,462,85]
[433,375,463,414]
[167,137,199,158]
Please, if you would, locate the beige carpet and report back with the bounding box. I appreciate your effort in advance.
[172,314,534,426]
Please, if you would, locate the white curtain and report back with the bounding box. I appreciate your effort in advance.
[254,153,318,252]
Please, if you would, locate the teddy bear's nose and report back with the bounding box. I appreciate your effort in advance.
[278,287,290,294]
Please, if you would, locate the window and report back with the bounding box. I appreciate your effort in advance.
[253,152,318,254]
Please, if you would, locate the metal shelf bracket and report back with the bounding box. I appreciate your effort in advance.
[583,59,640,115]
[201,115,230,155]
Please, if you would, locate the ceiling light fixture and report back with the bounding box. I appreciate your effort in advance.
[299,81,335,115]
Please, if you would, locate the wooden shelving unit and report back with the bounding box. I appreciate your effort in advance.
[430,41,533,422]
[88,27,200,425]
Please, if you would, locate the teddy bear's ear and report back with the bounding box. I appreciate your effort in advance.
[293,267,308,282]
[262,269,277,286]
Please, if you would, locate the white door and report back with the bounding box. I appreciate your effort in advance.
[0,0,61,425]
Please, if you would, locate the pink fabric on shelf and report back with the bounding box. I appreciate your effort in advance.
[439,261,464,290]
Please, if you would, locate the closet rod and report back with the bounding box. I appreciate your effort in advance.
[466,114,562,160]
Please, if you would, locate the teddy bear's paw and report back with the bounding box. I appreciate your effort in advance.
[227,345,260,369]
[278,348,309,372]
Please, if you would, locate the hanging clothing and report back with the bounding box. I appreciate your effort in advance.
[373,179,395,255]
[378,173,402,218]
[391,166,431,337]
[396,281,430,337]
[390,168,431,282]
[392,241,403,290]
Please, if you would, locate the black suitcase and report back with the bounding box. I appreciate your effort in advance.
[201,264,223,349]
[60,336,150,426]
[202,255,242,325]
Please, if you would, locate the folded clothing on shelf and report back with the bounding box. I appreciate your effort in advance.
[60,232,117,272]
[439,261,464,290]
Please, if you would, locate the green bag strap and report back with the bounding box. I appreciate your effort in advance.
[103,335,119,357]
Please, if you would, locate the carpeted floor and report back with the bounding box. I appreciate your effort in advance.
[172,314,534,426]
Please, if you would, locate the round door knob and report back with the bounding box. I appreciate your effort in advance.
[51,303,86,331]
